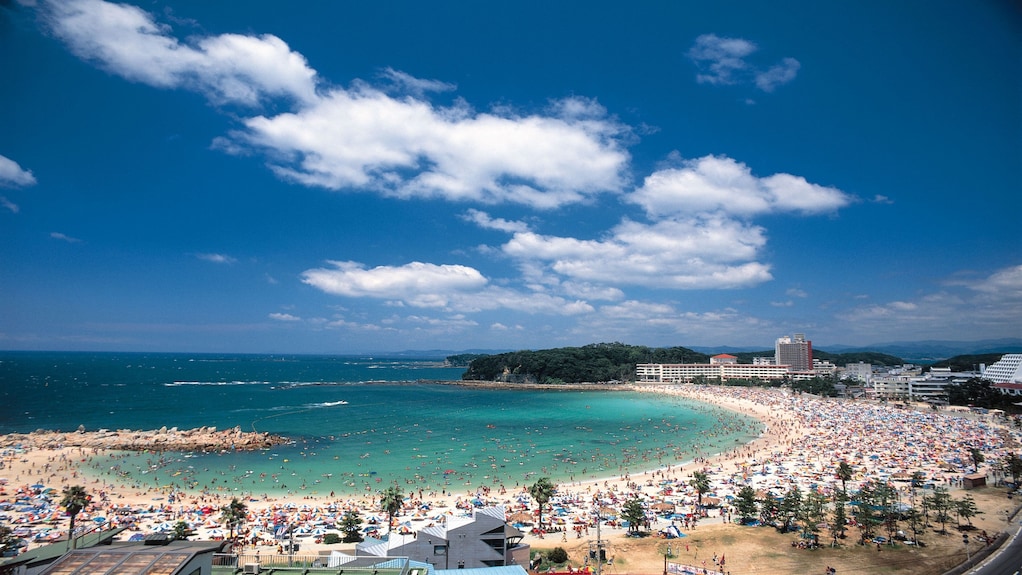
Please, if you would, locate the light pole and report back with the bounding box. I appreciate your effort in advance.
[662,543,672,575]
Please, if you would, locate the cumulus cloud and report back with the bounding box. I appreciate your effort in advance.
[0,154,37,187]
[628,155,851,218]
[268,312,301,321]
[502,217,773,290]
[302,261,488,300]
[480,154,851,294]
[238,91,630,208]
[44,0,629,210]
[196,253,236,264]
[45,0,318,107]
[688,34,800,92]
[301,260,593,315]
[39,0,860,334]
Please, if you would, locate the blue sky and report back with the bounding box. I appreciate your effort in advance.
[1,0,1019,354]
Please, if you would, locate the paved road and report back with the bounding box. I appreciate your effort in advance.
[970,527,1022,575]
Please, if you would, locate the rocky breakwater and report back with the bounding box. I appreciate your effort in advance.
[0,425,289,452]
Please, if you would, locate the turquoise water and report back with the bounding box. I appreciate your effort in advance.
[0,352,761,496]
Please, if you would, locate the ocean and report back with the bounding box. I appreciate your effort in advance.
[0,351,761,497]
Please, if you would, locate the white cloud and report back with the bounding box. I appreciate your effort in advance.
[302,260,594,316]
[599,300,676,319]
[0,154,37,187]
[688,34,757,86]
[1,196,19,213]
[502,216,773,290]
[405,314,479,331]
[239,91,630,208]
[688,34,800,92]
[462,209,531,233]
[45,0,317,107]
[196,253,236,264]
[268,312,301,322]
[50,232,82,243]
[302,261,487,300]
[628,155,851,218]
[572,301,772,347]
[559,282,625,301]
[755,57,801,92]
[44,0,630,209]
[964,264,1022,296]
[379,67,456,98]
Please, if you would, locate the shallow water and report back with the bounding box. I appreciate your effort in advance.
[0,352,761,496]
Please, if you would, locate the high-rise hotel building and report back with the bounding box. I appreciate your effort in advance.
[775,333,812,372]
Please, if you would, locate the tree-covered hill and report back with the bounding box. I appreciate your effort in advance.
[927,353,1007,372]
[457,342,708,384]
[812,350,904,366]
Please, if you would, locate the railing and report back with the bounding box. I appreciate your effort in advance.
[212,553,411,573]
[214,552,330,568]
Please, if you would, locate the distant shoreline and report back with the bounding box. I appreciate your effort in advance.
[419,378,635,391]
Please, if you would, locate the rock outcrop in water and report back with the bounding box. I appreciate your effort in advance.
[0,425,288,452]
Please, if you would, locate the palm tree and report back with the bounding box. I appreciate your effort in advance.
[60,485,90,550]
[529,477,555,531]
[836,461,853,495]
[220,498,248,543]
[380,486,403,537]
[690,471,711,507]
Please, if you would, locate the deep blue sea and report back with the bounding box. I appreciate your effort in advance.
[0,351,760,497]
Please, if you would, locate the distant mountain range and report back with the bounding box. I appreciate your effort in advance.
[384,338,1022,364]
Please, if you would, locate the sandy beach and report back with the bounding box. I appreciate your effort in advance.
[3,385,1020,574]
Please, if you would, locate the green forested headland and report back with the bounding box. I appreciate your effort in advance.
[458,342,707,384]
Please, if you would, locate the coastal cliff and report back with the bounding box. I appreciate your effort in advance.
[0,425,289,452]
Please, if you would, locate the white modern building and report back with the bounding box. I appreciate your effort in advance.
[869,365,977,402]
[356,506,529,570]
[985,354,1022,396]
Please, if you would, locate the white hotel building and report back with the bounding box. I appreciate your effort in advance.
[637,335,819,384]
[986,354,1022,396]
[636,353,797,383]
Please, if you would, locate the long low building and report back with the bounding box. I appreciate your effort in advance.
[637,354,796,383]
